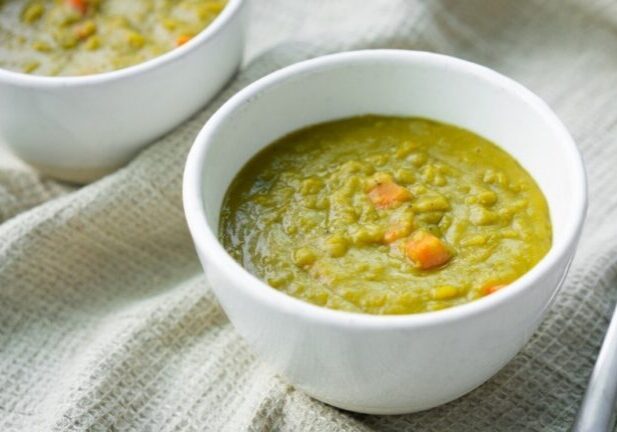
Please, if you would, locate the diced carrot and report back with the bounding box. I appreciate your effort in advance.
[67,0,88,15]
[405,231,451,270]
[176,34,192,46]
[482,284,507,296]
[368,181,411,209]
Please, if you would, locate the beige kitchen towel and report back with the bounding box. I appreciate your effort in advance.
[2,0,617,430]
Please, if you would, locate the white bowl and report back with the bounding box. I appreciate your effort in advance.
[0,0,247,183]
[183,50,587,414]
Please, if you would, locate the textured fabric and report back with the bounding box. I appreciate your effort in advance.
[1,0,617,430]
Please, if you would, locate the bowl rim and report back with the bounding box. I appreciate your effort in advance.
[183,49,588,329]
[0,0,244,86]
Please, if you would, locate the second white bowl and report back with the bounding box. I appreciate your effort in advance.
[0,0,247,183]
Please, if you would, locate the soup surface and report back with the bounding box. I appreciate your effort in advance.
[0,0,226,76]
[220,116,552,315]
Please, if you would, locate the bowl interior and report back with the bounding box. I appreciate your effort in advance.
[198,51,584,271]
[0,0,244,84]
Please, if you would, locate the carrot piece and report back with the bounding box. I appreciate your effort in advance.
[368,181,411,209]
[176,34,192,46]
[405,231,451,270]
[482,284,507,296]
[67,0,88,15]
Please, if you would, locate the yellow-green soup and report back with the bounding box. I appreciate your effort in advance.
[220,116,552,315]
[0,0,226,76]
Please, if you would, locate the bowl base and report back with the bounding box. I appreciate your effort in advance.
[27,161,121,184]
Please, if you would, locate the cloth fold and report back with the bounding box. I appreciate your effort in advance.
[1,0,617,430]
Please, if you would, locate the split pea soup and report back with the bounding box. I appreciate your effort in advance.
[0,0,226,76]
[220,116,552,315]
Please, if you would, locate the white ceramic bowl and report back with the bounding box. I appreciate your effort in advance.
[183,50,587,414]
[0,0,247,183]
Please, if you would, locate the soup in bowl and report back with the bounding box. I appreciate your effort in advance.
[220,114,552,315]
[183,50,586,414]
[0,0,227,76]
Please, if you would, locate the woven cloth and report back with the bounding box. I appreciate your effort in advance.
[2,0,617,430]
